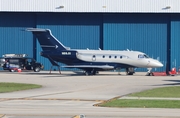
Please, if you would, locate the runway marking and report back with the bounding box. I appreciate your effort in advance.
[0,98,105,102]
[73,114,86,118]
[93,96,121,106]
[0,114,6,118]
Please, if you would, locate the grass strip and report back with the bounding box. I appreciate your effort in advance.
[0,82,42,93]
[100,99,180,108]
[128,86,180,98]
[100,86,180,108]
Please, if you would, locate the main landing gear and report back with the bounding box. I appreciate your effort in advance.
[84,68,136,76]
[49,65,61,74]
[84,69,98,76]
[126,68,135,75]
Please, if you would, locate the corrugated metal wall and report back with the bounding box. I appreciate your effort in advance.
[1,12,180,72]
[36,13,102,70]
[170,14,180,71]
[0,13,35,58]
[103,14,168,72]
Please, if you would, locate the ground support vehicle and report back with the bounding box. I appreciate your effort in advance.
[0,54,44,72]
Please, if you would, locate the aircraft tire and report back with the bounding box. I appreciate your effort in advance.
[126,68,134,75]
[146,72,153,76]
[85,71,90,76]
[126,71,134,75]
[92,70,97,75]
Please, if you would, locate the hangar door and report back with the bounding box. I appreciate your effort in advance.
[36,13,102,70]
[103,14,168,72]
[0,13,35,58]
[171,15,180,70]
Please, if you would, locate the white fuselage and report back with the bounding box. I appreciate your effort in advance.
[74,49,163,68]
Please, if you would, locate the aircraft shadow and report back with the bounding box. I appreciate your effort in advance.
[153,80,180,86]
[0,70,147,77]
[162,80,180,86]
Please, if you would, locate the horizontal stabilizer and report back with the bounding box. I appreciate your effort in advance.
[26,28,47,32]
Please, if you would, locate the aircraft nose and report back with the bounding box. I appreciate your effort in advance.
[149,60,163,68]
[156,61,163,67]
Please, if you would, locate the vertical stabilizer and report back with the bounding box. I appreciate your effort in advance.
[26,28,67,51]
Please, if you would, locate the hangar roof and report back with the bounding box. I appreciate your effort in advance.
[0,0,179,13]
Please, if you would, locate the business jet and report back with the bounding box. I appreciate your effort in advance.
[26,28,163,75]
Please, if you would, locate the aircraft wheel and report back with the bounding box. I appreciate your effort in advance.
[85,71,90,76]
[126,68,134,75]
[126,71,133,75]
[127,72,134,75]
[92,70,97,75]
[146,72,153,76]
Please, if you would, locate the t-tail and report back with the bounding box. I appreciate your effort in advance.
[26,28,67,51]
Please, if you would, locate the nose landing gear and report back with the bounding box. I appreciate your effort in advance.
[146,68,153,76]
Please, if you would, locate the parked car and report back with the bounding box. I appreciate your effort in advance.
[0,54,44,72]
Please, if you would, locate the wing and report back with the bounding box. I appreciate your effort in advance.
[62,65,114,70]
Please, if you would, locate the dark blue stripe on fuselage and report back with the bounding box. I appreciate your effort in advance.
[41,50,135,70]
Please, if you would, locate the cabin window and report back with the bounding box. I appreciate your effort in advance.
[109,56,111,58]
[102,55,105,58]
[120,56,122,59]
[92,55,96,61]
[114,56,117,59]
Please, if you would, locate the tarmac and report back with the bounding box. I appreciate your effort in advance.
[0,71,180,118]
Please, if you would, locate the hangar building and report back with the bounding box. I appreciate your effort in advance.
[0,0,180,72]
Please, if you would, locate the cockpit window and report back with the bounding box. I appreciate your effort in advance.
[144,54,149,58]
[138,54,144,58]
